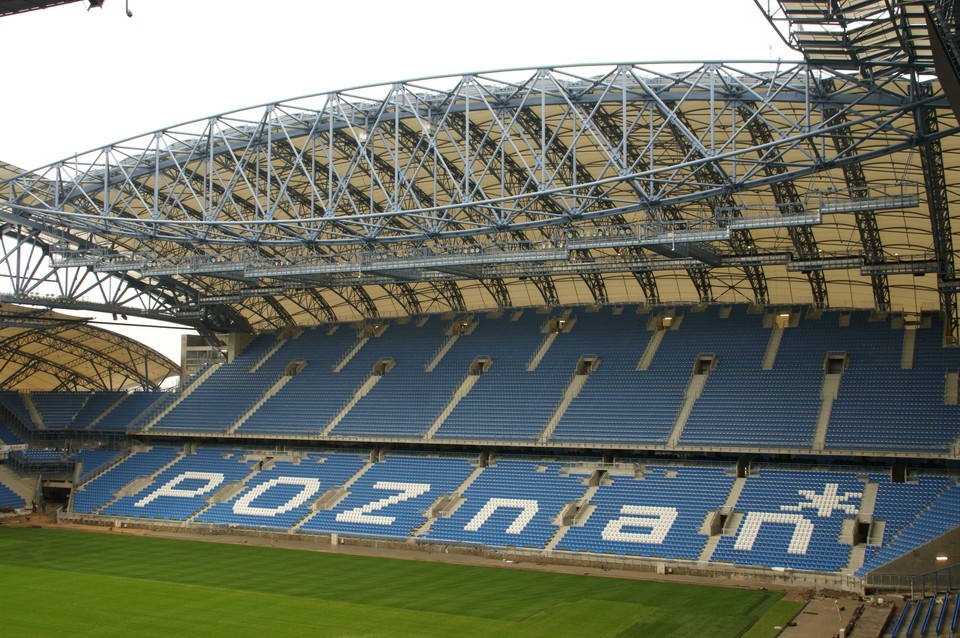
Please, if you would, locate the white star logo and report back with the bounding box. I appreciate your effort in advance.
[779,483,861,517]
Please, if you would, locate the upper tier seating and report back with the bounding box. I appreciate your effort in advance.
[244,306,960,451]
[30,392,91,429]
[92,392,165,431]
[0,391,164,433]
[550,307,675,444]
[681,306,821,447]
[15,304,959,453]
[237,326,373,435]
[151,334,286,432]
[0,420,23,445]
[434,311,565,441]
[827,313,960,451]
[332,317,453,438]
[0,392,35,430]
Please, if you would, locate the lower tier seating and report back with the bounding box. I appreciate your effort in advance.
[0,481,25,510]
[67,445,960,580]
[711,469,863,573]
[557,465,734,560]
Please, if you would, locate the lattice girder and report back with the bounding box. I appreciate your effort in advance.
[1,61,956,329]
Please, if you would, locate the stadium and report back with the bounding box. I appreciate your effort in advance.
[0,0,959,636]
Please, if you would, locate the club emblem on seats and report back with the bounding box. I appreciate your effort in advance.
[779,483,861,517]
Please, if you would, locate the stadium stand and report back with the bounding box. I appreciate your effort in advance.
[5,305,959,454]
[857,478,960,577]
[425,459,587,548]
[149,334,284,432]
[71,446,182,514]
[0,480,25,510]
[551,308,676,444]
[0,391,36,430]
[196,451,368,531]
[61,443,959,584]
[300,454,475,539]
[31,391,92,429]
[329,318,451,438]
[91,392,165,431]
[54,304,950,453]
[433,312,567,441]
[100,448,254,521]
[11,449,63,463]
[827,314,960,451]
[2,303,952,592]
[236,326,366,435]
[680,307,821,447]
[709,468,863,572]
[0,419,23,444]
[556,464,735,560]
[70,392,125,429]
[68,449,123,482]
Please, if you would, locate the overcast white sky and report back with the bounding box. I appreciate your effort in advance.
[0,0,798,371]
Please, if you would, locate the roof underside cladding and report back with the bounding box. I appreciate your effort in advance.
[0,304,178,391]
[3,59,959,334]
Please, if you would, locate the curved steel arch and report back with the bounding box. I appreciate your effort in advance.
[4,63,941,243]
[0,57,957,337]
[0,306,178,390]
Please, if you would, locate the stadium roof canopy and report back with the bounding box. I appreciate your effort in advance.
[1,1,958,345]
[0,302,178,391]
[0,0,84,18]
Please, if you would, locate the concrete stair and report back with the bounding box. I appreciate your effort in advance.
[668,374,708,446]
[637,329,666,370]
[0,464,37,503]
[527,332,558,372]
[227,374,294,434]
[323,375,384,436]
[23,394,44,430]
[812,374,843,450]
[544,483,599,551]
[424,375,479,440]
[539,374,589,443]
[334,337,369,373]
[901,328,916,369]
[426,334,459,372]
[763,327,784,370]
[84,394,128,431]
[248,335,288,373]
[92,448,186,515]
[290,460,376,532]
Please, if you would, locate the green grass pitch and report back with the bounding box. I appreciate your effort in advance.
[0,527,801,637]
